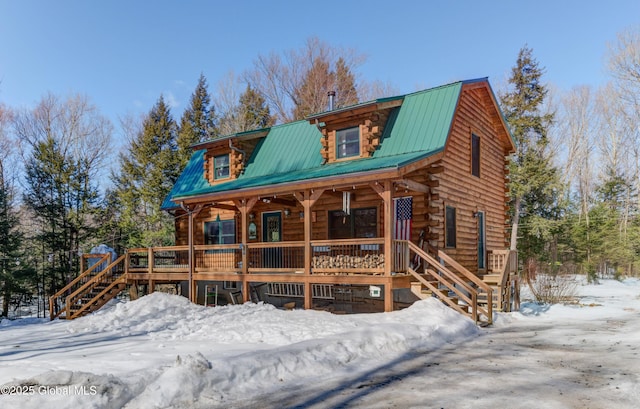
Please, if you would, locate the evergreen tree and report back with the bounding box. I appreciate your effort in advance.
[500,46,563,271]
[291,56,360,120]
[238,84,274,130]
[218,84,274,135]
[0,169,36,317]
[590,167,638,278]
[334,57,358,108]
[293,57,334,120]
[22,136,98,292]
[114,95,180,247]
[177,74,217,168]
[14,94,108,295]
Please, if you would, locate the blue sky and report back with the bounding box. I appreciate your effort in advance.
[1,0,638,141]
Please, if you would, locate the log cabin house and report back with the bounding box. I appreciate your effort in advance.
[51,78,519,325]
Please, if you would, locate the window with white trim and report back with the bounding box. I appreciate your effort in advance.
[214,154,230,180]
[336,127,360,159]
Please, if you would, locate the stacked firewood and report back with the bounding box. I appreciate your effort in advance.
[312,254,384,269]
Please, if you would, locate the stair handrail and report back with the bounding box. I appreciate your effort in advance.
[408,242,493,323]
[438,251,493,294]
[49,253,110,320]
[63,255,126,319]
[438,249,493,323]
[68,273,127,319]
[408,242,492,324]
[495,250,518,312]
[407,266,478,319]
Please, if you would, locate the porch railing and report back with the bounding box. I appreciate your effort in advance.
[124,239,388,276]
[247,241,305,272]
[195,244,242,272]
[311,238,385,275]
[49,253,111,320]
[488,249,520,312]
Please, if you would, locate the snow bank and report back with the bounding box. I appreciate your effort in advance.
[0,293,478,408]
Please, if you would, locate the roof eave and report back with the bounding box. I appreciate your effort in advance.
[190,127,271,151]
[172,166,402,205]
[306,96,405,124]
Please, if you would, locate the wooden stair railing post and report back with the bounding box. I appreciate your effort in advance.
[408,242,493,325]
[49,253,110,320]
[66,255,127,319]
[471,292,477,324]
[148,247,154,294]
[487,287,493,322]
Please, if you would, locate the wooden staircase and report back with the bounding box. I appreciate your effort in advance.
[480,250,519,313]
[408,245,519,325]
[407,242,494,325]
[50,254,127,320]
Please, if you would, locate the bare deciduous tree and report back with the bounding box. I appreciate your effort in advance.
[608,26,640,109]
[245,36,366,123]
[0,104,15,178]
[560,86,596,219]
[12,93,113,293]
[13,93,112,181]
[607,26,640,227]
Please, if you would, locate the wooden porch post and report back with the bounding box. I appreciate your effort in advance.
[295,189,323,310]
[382,181,394,312]
[234,197,257,304]
[148,247,154,295]
[188,209,194,303]
[303,190,312,309]
[370,180,394,312]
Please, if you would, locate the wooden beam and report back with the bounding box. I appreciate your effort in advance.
[382,180,393,277]
[426,165,445,174]
[398,152,444,175]
[178,168,400,206]
[384,277,393,312]
[393,179,430,194]
[303,190,313,309]
[325,190,356,201]
[369,181,385,197]
[258,197,297,207]
[309,188,325,206]
[292,191,305,206]
[211,203,238,211]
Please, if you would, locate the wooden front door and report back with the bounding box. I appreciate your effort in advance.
[262,211,282,268]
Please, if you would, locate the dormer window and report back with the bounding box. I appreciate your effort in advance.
[214,154,230,180]
[336,127,360,159]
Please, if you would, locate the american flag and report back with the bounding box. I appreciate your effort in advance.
[394,197,413,240]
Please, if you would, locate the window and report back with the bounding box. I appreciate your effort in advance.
[214,154,230,180]
[477,211,486,269]
[445,206,456,248]
[336,127,360,159]
[204,219,236,244]
[328,207,377,239]
[471,133,480,177]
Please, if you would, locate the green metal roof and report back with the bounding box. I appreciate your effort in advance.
[163,80,472,209]
[373,82,461,157]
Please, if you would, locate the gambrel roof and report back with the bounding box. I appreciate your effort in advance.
[162,78,513,210]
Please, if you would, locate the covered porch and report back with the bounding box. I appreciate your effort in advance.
[124,238,517,314]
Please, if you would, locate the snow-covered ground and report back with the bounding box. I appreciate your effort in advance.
[1,277,639,409]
